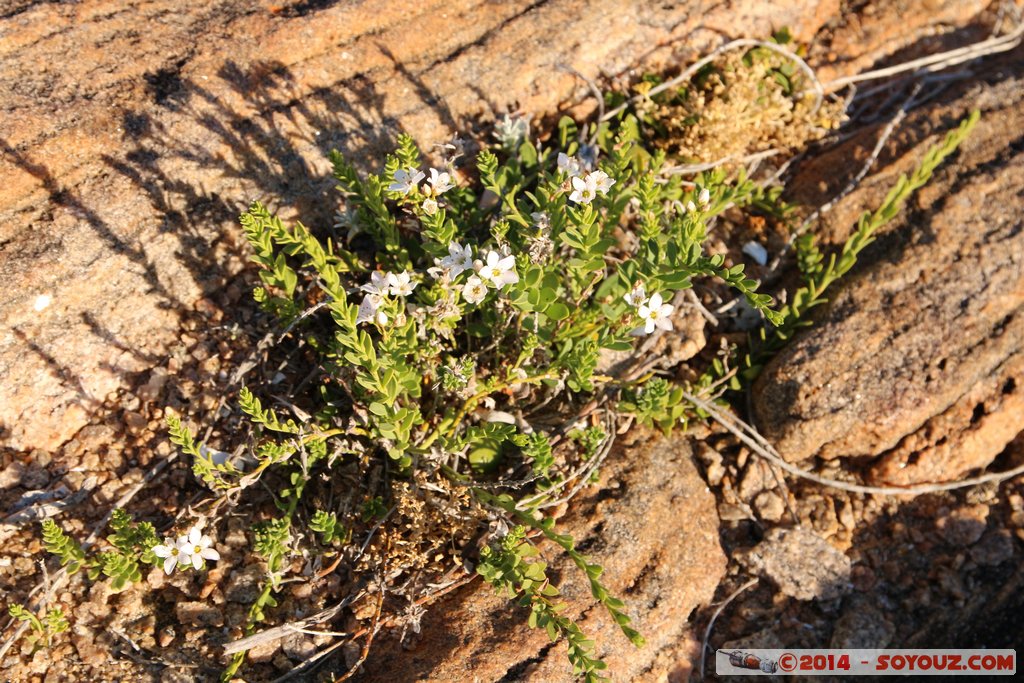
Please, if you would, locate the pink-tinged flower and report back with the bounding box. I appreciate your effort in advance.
[421,197,439,215]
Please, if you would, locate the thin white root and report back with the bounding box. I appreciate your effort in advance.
[683,391,1024,497]
[699,577,760,680]
[825,22,1024,93]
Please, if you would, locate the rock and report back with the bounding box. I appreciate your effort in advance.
[969,530,1015,567]
[935,504,988,547]
[174,601,224,628]
[742,527,851,601]
[753,73,1024,485]
[0,0,847,453]
[359,430,726,681]
[282,633,317,661]
[247,637,282,664]
[0,460,26,489]
[754,491,786,522]
[830,596,894,649]
[137,368,169,403]
[225,564,264,604]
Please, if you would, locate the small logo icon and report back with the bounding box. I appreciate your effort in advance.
[726,650,778,674]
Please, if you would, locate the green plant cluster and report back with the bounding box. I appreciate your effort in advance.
[154,111,784,678]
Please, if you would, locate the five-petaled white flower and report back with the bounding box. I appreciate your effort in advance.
[569,174,598,204]
[388,168,425,195]
[387,271,418,297]
[462,275,488,304]
[152,538,188,575]
[441,241,474,277]
[356,294,388,326]
[635,292,675,335]
[479,250,519,287]
[590,170,615,195]
[360,271,390,296]
[421,198,439,215]
[426,168,455,195]
[557,152,584,178]
[623,282,647,308]
[179,526,220,571]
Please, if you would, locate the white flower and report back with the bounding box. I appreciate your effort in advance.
[462,275,488,304]
[388,168,425,195]
[742,240,768,266]
[440,241,473,277]
[685,200,698,213]
[569,175,598,204]
[590,170,615,195]
[152,538,189,575]
[426,168,455,195]
[360,271,390,296]
[623,282,647,308]
[179,526,220,571]
[421,197,439,215]
[698,187,711,208]
[386,271,418,297]
[557,152,584,178]
[635,292,675,335]
[356,294,388,325]
[479,250,519,287]
[531,211,550,231]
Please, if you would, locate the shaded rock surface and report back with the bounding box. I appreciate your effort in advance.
[740,527,851,601]
[0,0,840,453]
[753,70,1024,485]
[358,431,725,682]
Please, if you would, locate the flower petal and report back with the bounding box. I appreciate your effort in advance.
[201,548,220,562]
[188,526,202,546]
[163,557,177,575]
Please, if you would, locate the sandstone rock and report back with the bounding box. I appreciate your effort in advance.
[358,431,725,682]
[174,601,224,628]
[0,0,847,453]
[753,73,1024,485]
[742,527,851,601]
